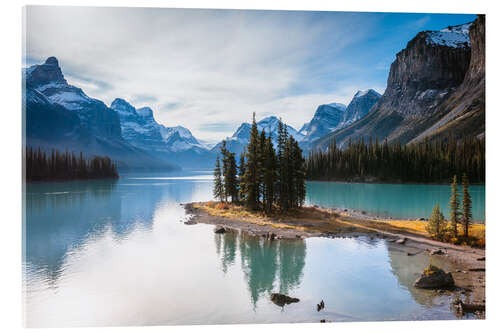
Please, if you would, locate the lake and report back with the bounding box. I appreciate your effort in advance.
[23,171,483,327]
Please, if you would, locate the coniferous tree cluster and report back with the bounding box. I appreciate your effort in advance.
[25,146,119,182]
[428,174,475,243]
[213,114,306,213]
[306,136,484,184]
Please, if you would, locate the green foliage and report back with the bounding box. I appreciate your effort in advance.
[449,175,461,238]
[213,156,224,202]
[306,136,485,184]
[25,146,118,181]
[213,114,306,213]
[241,113,261,210]
[462,173,472,241]
[426,203,446,240]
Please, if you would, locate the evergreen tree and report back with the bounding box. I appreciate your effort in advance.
[213,156,224,202]
[426,203,446,241]
[262,136,277,213]
[462,173,472,242]
[449,175,461,238]
[238,153,247,203]
[224,152,239,202]
[242,113,261,210]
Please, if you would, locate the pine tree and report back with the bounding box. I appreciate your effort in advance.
[462,173,472,242]
[262,136,277,213]
[242,113,261,210]
[225,152,239,203]
[449,175,461,238]
[219,140,229,201]
[292,139,306,207]
[426,203,446,240]
[238,153,247,203]
[213,156,224,202]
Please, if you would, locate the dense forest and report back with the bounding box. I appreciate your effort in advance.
[214,114,306,213]
[306,136,485,184]
[25,146,119,182]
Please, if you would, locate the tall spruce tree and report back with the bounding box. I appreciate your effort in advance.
[224,152,239,203]
[213,156,224,202]
[449,175,461,238]
[219,140,229,201]
[238,153,247,203]
[462,173,472,242]
[242,113,261,210]
[262,136,277,213]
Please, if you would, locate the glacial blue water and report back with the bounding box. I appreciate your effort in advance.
[23,171,480,327]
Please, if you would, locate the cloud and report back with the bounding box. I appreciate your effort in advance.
[25,6,383,141]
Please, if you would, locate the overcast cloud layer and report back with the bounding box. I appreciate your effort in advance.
[24,6,476,143]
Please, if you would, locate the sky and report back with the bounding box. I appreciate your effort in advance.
[24,6,477,144]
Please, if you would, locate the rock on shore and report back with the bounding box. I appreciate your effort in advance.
[414,265,455,289]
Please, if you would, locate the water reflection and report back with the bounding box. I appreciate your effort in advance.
[215,231,306,306]
[386,243,458,308]
[24,173,212,284]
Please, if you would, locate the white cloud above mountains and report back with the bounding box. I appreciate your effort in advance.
[25,6,387,142]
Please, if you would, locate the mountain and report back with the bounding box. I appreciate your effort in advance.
[300,103,346,145]
[110,98,215,167]
[212,116,304,157]
[300,90,380,150]
[24,57,177,171]
[316,18,483,150]
[341,89,381,127]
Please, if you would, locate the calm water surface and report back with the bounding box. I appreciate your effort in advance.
[306,181,485,221]
[23,171,480,327]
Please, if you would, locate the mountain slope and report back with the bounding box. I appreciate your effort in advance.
[316,19,481,150]
[23,57,177,171]
[110,98,215,167]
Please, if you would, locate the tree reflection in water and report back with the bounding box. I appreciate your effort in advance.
[215,230,306,306]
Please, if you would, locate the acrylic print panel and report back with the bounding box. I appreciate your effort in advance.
[22,5,485,327]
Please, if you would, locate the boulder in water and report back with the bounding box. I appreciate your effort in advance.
[270,293,300,306]
[414,265,455,289]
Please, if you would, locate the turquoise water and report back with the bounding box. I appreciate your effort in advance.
[306,181,485,222]
[23,171,478,327]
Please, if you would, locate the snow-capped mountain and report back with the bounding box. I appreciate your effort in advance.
[24,57,122,140]
[425,22,472,48]
[109,98,215,167]
[212,116,304,157]
[299,102,346,147]
[110,98,208,155]
[341,89,381,127]
[299,90,381,150]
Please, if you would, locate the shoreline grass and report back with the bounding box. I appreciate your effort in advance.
[193,201,485,248]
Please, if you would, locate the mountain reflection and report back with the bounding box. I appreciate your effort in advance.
[24,174,210,282]
[215,230,306,305]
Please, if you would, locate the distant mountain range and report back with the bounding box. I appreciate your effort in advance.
[23,57,214,170]
[24,17,484,170]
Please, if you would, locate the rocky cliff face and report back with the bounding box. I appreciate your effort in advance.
[410,15,485,142]
[316,17,483,149]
